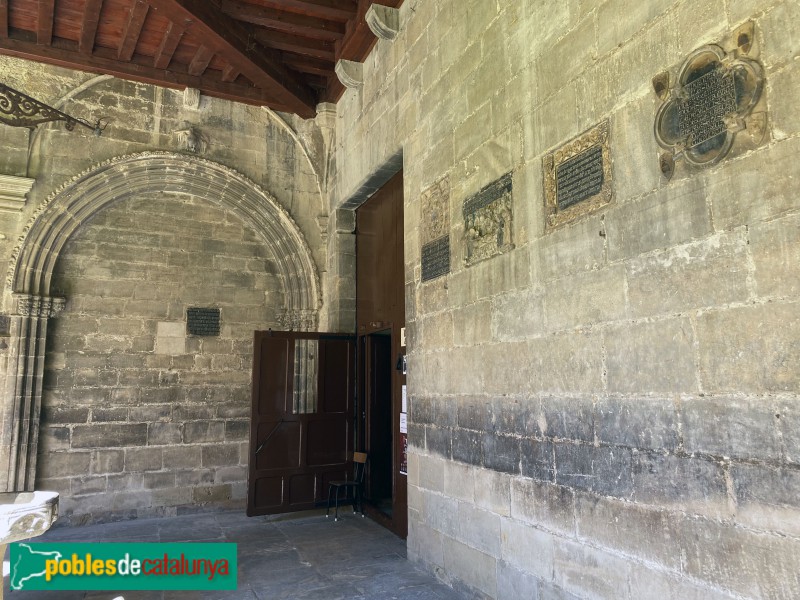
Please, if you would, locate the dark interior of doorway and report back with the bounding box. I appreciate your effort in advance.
[363,329,393,517]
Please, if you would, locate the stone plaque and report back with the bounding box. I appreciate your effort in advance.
[654,24,766,170]
[421,236,451,282]
[187,307,220,336]
[543,121,612,230]
[555,144,604,211]
[463,172,514,267]
[420,176,451,282]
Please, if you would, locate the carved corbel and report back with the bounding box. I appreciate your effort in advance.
[335,60,364,89]
[366,4,401,41]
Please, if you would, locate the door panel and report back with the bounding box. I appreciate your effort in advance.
[257,337,291,414]
[248,332,355,516]
[253,420,300,469]
[306,419,348,466]
[253,477,282,510]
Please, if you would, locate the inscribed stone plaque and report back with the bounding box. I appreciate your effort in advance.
[422,236,450,282]
[654,23,766,171]
[463,172,514,267]
[543,121,612,230]
[420,176,451,282]
[187,307,220,336]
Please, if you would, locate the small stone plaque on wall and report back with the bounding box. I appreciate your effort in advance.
[463,172,514,267]
[420,176,451,282]
[422,237,451,281]
[187,307,220,336]
[543,121,612,230]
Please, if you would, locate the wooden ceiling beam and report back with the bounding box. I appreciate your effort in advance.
[79,0,104,54]
[153,20,183,69]
[253,29,335,61]
[282,55,334,77]
[0,32,286,107]
[220,0,345,42]
[0,0,9,38]
[37,0,55,45]
[187,43,213,76]
[147,0,317,117]
[221,62,239,82]
[324,72,344,103]
[118,0,149,60]
[249,0,357,22]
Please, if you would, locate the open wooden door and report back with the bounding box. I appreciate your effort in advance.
[247,331,355,516]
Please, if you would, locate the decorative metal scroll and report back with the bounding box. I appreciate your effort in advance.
[653,23,765,172]
[0,82,107,135]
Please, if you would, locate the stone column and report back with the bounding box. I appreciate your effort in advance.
[2,294,64,492]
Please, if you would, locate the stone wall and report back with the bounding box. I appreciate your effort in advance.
[38,193,283,525]
[0,56,328,304]
[0,57,328,519]
[332,0,800,598]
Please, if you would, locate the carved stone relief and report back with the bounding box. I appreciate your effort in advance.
[463,172,514,267]
[543,121,613,230]
[174,124,209,154]
[420,175,451,282]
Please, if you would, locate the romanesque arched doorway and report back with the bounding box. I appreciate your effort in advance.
[3,153,321,503]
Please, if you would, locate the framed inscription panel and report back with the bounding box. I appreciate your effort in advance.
[653,22,766,176]
[420,176,451,282]
[543,120,613,230]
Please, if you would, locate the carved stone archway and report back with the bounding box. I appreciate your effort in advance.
[3,152,322,491]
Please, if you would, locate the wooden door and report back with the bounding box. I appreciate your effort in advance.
[355,170,407,537]
[247,331,355,516]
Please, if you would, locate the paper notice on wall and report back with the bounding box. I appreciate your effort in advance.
[399,412,407,434]
[401,385,407,413]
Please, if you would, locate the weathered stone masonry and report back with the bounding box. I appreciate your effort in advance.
[0,0,799,598]
[331,0,800,598]
[0,62,329,524]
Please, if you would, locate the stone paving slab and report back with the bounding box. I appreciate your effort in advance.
[2,510,469,600]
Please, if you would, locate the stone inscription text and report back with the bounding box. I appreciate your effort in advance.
[679,68,737,148]
[422,236,451,282]
[187,307,221,336]
[556,145,604,211]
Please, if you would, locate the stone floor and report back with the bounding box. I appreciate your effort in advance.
[3,509,468,600]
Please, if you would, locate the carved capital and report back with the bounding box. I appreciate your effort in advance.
[12,293,67,318]
[279,309,318,331]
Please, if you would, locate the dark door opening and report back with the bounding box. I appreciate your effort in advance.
[363,330,393,517]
